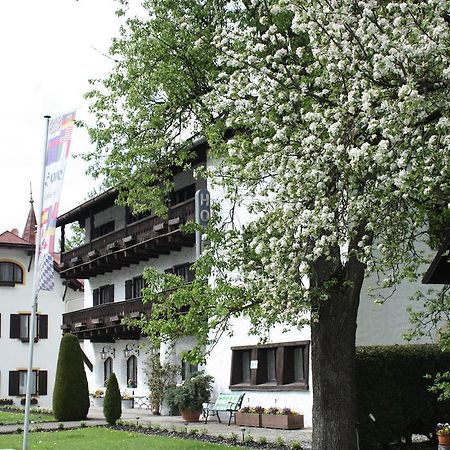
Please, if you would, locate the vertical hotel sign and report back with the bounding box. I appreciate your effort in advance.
[38,112,76,291]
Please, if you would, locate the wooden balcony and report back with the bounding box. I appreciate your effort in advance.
[62,297,151,342]
[59,199,195,279]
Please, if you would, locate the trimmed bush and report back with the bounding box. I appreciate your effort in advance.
[103,373,121,425]
[53,333,89,421]
[356,344,450,448]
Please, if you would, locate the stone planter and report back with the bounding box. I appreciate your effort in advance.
[92,397,104,407]
[235,412,262,427]
[121,399,133,409]
[180,408,202,422]
[260,414,304,430]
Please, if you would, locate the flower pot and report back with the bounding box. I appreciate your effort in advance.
[180,408,201,422]
[260,414,304,430]
[92,397,104,407]
[121,399,133,409]
[235,412,261,427]
[438,434,450,445]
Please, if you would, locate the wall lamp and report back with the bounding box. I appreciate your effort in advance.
[100,346,116,360]
[123,343,140,358]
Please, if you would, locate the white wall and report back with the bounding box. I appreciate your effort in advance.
[0,247,76,409]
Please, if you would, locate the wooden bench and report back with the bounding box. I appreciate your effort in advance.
[203,393,245,426]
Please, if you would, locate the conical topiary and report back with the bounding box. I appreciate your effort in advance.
[103,373,121,425]
[52,333,89,421]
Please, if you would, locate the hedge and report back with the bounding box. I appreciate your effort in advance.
[356,344,450,448]
[52,333,90,421]
[103,373,121,425]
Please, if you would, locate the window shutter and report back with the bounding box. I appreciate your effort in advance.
[186,264,195,282]
[282,346,295,384]
[125,280,132,300]
[38,371,48,395]
[256,348,268,384]
[8,371,19,396]
[108,284,115,303]
[9,314,20,338]
[38,315,48,339]
[93,289,99,306]
[230,351,242,385]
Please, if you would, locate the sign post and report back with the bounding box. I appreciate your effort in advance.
[194,189,210,259]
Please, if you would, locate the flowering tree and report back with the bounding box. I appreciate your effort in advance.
[85,1,450,448]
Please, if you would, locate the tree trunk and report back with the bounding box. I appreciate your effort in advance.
[311,257,365,450]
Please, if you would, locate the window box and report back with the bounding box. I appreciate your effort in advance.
[260,413,304,430]
[235,412,261,427]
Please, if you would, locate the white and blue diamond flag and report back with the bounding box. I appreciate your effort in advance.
[38,251,54,291]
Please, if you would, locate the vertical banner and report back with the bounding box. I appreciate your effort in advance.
[38,111,76,291]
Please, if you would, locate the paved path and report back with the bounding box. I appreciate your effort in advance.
[0,406,312,448]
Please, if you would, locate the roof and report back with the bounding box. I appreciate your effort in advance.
[56,137,208,227]
[22,201,37,244]
[0,230,34,250]
[422,233,450,284]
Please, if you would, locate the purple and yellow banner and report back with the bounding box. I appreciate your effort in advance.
[38,111,76,291]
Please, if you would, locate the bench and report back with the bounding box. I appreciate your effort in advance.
[203,393,245,426]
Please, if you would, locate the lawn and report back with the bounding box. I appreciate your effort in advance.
[0,410,55,425]
[0,427,246,450]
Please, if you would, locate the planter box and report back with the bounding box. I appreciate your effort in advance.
[121,399,133,409]
[92,397,104,407]
[235,412,261,427]
[260,414,304,430]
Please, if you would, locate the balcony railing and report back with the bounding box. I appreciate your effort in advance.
[62,297,151,341]
[59,198,195,278]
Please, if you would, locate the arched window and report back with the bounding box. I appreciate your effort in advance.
[104,357,113,386]
[0,262,23,286]
[127,356,137,388]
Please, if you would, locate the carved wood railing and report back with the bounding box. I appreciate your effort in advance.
[62,297,151,332]
[61,198,195,266]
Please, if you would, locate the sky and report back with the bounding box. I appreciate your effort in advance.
[0,0,122,234]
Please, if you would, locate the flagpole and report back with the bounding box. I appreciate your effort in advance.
[22,115,51,450]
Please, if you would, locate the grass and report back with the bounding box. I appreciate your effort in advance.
[0,410,55,425]
[0,427,247,449]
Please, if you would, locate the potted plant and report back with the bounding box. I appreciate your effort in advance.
[121,393,133,409]
[91,389,105,407]
[165,372,213,422]
[437,423,450,445]
[260,407,304,430]
[236,406,263,427]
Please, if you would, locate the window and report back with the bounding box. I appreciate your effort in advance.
[93,284,114,306]
[127,356,137,388]
[0,262,23,286]
[170,184,196,206]
[9,370,47,396]
[104,357,113,386]
[92,221,115,239]
[230,341,309,390]
[125,276,144,300]
[165,263,195,283]
[10,314,48,341]
[181,360,199,381]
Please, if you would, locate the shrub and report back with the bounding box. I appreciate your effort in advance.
[356,344,450,449]
[165,372,213,412]
[103,373,121,425]
[52,333,89,421]
[0,398,13,406]
[20,398,38,406]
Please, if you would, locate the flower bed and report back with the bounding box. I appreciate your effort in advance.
[236,406,304,430]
